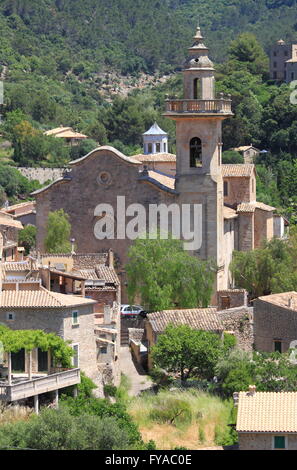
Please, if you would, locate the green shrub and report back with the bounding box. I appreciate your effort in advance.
[149,398,192,426]
[104,384,117,397]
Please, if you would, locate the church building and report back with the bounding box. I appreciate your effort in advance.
[33,27,277,293]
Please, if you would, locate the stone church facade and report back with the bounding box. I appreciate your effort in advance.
[33,28,276,293]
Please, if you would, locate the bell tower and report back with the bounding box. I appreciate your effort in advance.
[164,26,233,290]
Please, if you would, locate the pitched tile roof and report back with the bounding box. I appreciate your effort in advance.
[0,287,96,309]
[77,266,119,285]
[0,212,23,230]
[232,146,259,152]
[237,202,275,213]
[133,153,176,162]
[224,206,238,220]
[147,308,223,333]
[236,391,297,433]
[2,261,38,273]
[222,164,255,178]
[145,170,176,191]
[257,291,297,311]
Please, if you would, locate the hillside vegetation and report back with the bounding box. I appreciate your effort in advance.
[1,1,297,221]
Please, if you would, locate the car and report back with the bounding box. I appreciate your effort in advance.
[120,305,145,317]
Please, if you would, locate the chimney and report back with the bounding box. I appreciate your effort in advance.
[108,249,114,268]
[289,296,293,309]
[70,238,76,255]
[248,385,256,396]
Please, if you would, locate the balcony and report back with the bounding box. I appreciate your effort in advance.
[0,368,80,402]
[164,97,233,116]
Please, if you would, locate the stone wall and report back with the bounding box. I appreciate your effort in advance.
[18,168,64,184]
[217,290,248,310]
[35,148,174,269]
[218,307,254,351]
[238,212,254,251]
[238,433,297,450]
[0,303,100,388]
[224,177,252,206]
[254,298,297,352]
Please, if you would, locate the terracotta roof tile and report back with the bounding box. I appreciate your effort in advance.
[147,171,175,190]
[0,212,23,229]
[257,291,297,311]
[236,391,297,433]
[2,261,38,273]
[224,206,238,219]
[222,164,255,177]
[133,153,176,163]
[0,287,96,308]
[147,308,223,333]
[237,202,275,213]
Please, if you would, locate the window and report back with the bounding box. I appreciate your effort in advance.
[273,72,277,79]
[273,51,277,57]
[6,312,15,321]
[274,436,286,450]
[163,142,167,152]
[285,50,288,56]
[224,181,228,197]
[72,311,79,326]
[193,78,201,99]
[292,72,295,81]
[274,341,282,353]
[274,62,277,68]
[190,137,202,168]
[148,143,152,154]
[72,344,79,368]
[156,143,161,153]
[100,347,107,354]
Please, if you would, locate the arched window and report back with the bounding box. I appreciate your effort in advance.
[193,78,200,99]
[190,137,202,168]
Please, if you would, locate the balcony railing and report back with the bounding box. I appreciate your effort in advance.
[165,98,232,115]
[0,368,80,402]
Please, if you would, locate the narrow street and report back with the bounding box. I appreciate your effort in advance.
[119,346,153,396]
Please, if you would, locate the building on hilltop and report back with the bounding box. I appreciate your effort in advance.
[33,27,279,294]
[44,126,88,146]
[270,39,297,83]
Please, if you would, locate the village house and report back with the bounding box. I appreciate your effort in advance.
[0,282,97,410]
[0,211,24,262]
[32,27,280,295]
[0,250,122,391]
[254,291,297,353]
[236,387,297,450]
[44,126,88,146]
[4,201,36,227]
[270,39,297,82]
[141,308,224,369]
[230,145,260,164]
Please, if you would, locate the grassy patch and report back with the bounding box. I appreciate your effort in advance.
[115,374,132,405]
[128,389,236,450]
[0,403,32,425]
